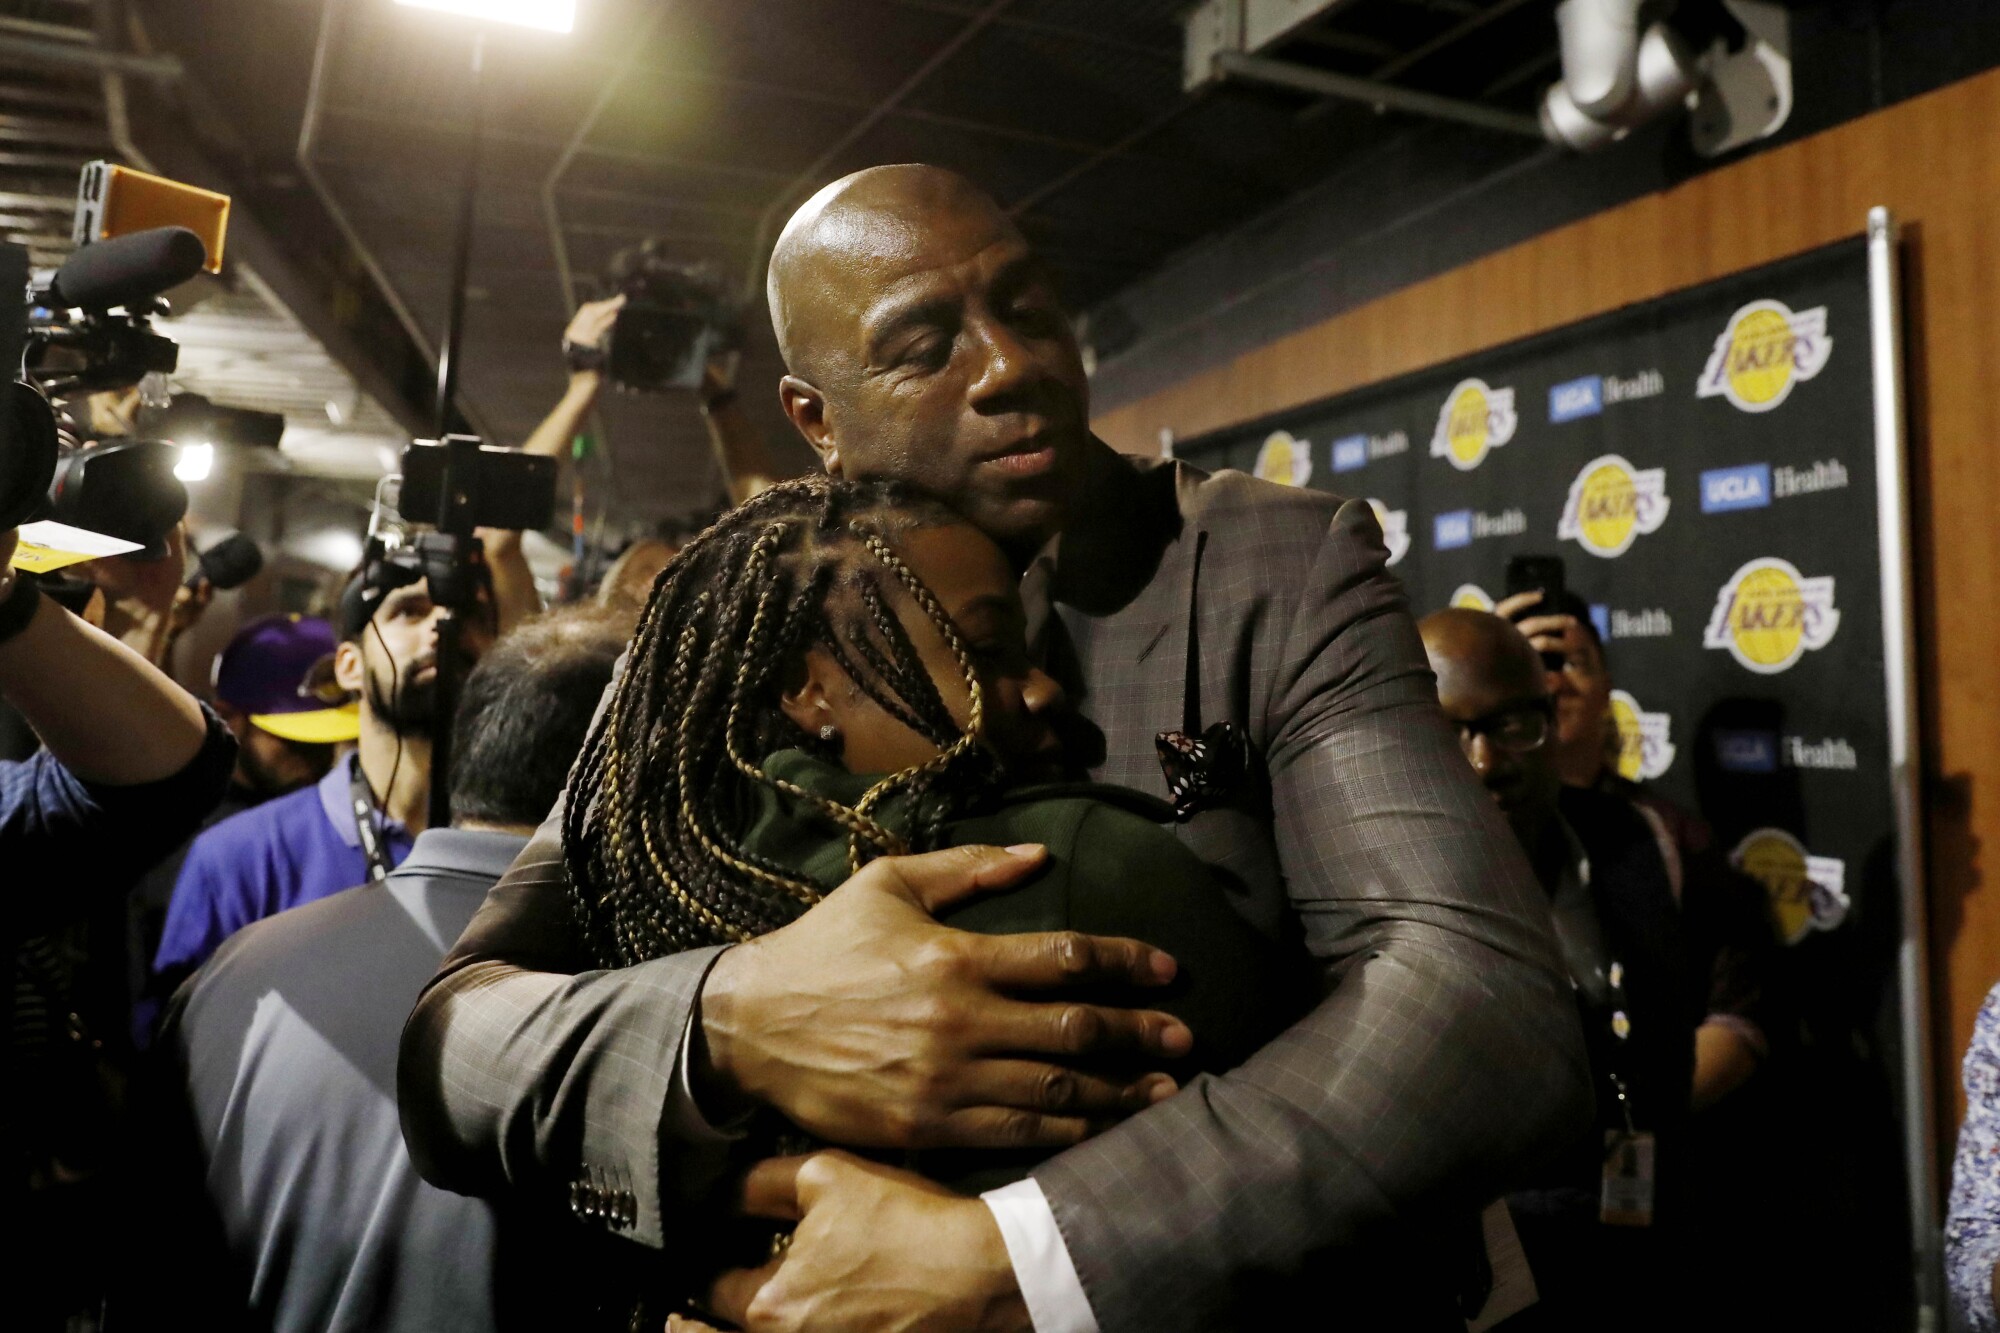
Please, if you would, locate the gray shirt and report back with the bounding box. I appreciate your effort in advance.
[162,827,529,1333]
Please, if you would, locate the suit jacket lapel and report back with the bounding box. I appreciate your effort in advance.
[1050,444,1198,797]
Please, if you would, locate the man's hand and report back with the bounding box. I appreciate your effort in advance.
[84,522,188,667]
[698,843,1189,1151]
[709,1153,1029,1333]
[1495,589,1605,692]
[0,526,17,599]
[564,293,625,368]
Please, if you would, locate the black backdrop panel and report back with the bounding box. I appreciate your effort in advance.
[1181,237,1886,958]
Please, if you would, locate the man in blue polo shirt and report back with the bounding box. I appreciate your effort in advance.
[151,562,495,992]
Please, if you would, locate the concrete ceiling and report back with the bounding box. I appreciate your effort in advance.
[131,0,1573,533]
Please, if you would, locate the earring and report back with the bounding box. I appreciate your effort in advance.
[818,724,840,744]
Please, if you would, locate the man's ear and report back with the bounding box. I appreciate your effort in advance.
[777,645,844,737]
[332,639,366,694]
[778,375,840,475]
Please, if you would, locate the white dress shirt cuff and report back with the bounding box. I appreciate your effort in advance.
[981,1178,1099,1333]
[664,1007,752,1145]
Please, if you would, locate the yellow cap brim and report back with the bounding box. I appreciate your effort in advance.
[251,703,361,745]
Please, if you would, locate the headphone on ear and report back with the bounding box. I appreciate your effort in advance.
[337,534,498,641]
[337,539,424,640]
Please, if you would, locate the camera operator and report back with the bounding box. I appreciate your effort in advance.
[523,292,782,498]
[0,525,233,899]
[1,522,233,1327]
[149,555,498,992]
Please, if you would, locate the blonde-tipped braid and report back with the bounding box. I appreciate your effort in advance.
[563,475,1003,967]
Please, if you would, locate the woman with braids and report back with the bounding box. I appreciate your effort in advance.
[562,475,1304,1194]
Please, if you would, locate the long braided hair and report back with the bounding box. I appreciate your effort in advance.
[564,475,1000,967]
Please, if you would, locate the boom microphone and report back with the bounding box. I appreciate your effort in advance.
[48,226,207,311]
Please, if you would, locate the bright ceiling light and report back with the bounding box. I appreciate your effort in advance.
[394,0,576,33]
[295,526,367,573]
[175,441,215,483]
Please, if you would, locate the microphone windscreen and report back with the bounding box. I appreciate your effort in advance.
[195,532,263,590]
[50,227,207,310]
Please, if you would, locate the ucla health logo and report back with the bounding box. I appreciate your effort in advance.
[1430,378,1516,471]
[1432,507,1525,552]
[1697,300,1832,412]
[1700,463,1771,513]
[1548,370,1663,423]
[1331,430,1409,474]
[1608,689,1675,781]
[1730,828,1849,945]
[1702,557,1840,673]
[1367,499,1410,566]
[1549,376,1603,423]
[1449,584,1495,612]
[1253,430,1313,487]
[1557,454,1670,558]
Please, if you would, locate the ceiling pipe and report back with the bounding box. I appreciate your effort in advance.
[1214,50,1543,139]
[0,30,178,80]
[296,0,493,439]
[1539,0,1697,151]
[540,2,673,313]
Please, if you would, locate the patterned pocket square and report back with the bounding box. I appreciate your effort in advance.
[1154,720,1249,820]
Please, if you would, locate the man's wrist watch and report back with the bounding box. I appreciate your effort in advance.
[0,572,42,647]
[563,337,609,375]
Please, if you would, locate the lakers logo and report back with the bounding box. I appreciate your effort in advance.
[1730,827,1849,945]
[1367,499,1410,567]
[1607,689,1675,781]
[1253,430,1313,487]
[1430,378,1517,471]
[1557,454,1669,558]
[1702,557,1840,674]
[1697,299,1832,413]
[1449,584,1494,612]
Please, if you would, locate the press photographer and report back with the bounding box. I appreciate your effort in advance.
[0,524,232,920]
[516,240,781,533]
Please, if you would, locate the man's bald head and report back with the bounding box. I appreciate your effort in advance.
[767,164,1021,384]
[1419,608,1547,711]
[761,163,1090,565]
[1419,608,1560,833]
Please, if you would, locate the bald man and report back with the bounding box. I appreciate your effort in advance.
[1421,609,1702,1331]
[403,166,1589,1333]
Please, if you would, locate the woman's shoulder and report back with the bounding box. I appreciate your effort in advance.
[955,781,1178,851]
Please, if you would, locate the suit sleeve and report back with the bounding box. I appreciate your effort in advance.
[397,800,728,1249]
[1029,497,1592,1330]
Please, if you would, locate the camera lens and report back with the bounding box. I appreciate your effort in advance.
[0,381,60,529]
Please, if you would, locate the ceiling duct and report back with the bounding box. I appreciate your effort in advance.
[1540,0,1696,151]
[1184,0,1541,138]
[1540,0,1791,155]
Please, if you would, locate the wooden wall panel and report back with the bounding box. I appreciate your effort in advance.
[1094,70,2000,1142]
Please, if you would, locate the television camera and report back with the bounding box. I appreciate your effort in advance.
[0,165,229,550]
[598,239,739,393]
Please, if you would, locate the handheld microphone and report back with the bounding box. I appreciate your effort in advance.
[47,227,207,311]
[186,531,262,591]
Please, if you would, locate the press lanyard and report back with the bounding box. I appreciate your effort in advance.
[1604,958,1637,1133]
[348,760,395,883]
[1598,955,1657,1228]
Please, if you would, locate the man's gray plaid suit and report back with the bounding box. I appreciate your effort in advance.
[400,442,1591,1330]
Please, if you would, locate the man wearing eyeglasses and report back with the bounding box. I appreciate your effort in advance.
[1420,608,1704,1333]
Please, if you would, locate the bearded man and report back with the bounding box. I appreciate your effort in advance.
[152,571,493,990]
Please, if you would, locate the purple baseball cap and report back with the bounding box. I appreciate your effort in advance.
[211,614,360,745]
